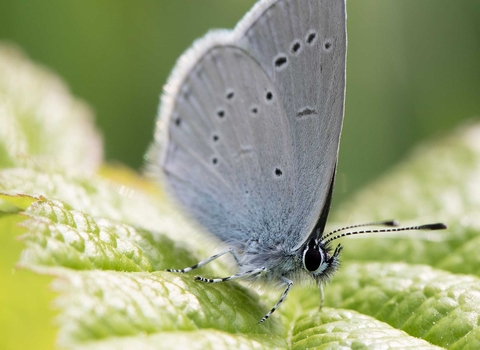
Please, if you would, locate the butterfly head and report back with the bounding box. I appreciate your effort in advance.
[301,237,342,282]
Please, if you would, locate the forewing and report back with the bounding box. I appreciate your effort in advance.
[235,0,347,244]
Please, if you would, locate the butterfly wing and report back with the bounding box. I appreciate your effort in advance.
[235,0,347,244]
[156,38,296,243]
[152,0,346,247]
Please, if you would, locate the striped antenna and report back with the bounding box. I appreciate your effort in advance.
[323,223,447,246]
[321,220,399,241]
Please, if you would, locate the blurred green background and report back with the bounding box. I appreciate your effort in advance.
[1,0,479,206]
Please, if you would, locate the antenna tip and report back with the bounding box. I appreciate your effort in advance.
[419,223,447,230]
[384,220,399,227]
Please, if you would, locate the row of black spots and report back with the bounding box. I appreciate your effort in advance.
[272,30,319,71]
[236,92,272,118]
[273,30,334,72]
[173,116,221,149]
[224,88,273,103]
[311,31,334,53]
[219,90,270,118]
[218,80,274,120]
[308,32,335,52]
[273,34,313,71]
[173,75,208,127]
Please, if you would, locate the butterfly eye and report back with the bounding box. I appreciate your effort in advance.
[302,240,324,273]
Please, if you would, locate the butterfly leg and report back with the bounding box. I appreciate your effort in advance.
[194,267,266,283]
[166,247,239,273]
[258,276,293,324]
[318,284,324,310]
[318,244,342,310]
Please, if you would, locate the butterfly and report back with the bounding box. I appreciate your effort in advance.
[149,0,446,323]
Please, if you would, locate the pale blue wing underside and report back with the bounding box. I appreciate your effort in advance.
[161,46,295,243]
[151,0,346,247]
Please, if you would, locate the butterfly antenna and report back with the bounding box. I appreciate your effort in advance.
[321,219,399,241]
[323,223,447,246]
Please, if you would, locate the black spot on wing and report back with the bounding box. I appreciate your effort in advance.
[297,107,317,118]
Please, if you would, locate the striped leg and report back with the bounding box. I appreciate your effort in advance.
[166,247,240,273]
[194,267,266,283]
[258,276,293,324]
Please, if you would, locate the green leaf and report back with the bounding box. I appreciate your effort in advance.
[291,308,443,349]
[0,208,57,350]
[324,263,480,348]
[0,193,37,214]
[0,43,102,173]
[1,44,479,349]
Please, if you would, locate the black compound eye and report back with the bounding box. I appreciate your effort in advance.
[303,239,324,272]
[304,249,322,272]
